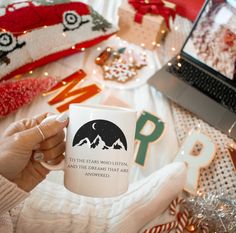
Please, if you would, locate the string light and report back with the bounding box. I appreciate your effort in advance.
[62,32,66,37]
[81,47,85,51]
[161,30,165,34]
[29,70,33,74]
[23,31,27,34]
[156,43,160,47]
[104,65,109,71]
[97,47,101,51]
[152,41,156,46]
[177,62,182,67]
[167,62,172,66]
[228,121,236,136]
[196,190,204,196]
[71,46,75,49]
[140,43,145,47]
[62,81,67,85]
[171,47,176,51]
[44,72,49,76]
[175,26,178,31]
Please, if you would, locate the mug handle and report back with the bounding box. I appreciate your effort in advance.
[41,160,65,171]
[39,114,67,171]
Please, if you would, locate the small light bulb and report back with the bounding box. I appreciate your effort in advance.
[172,47,176,51]
[167,62,172,66]
[175,26,178,31]
[106,47,111,52]
[161,30,165,34]
[72,46,75,49]
[140,43,145,47]
[81,47,85,51]
[29,70,33,74]
[96,57,101,61]
[177,63,182,67]
[97,47,101,51]
[62,32,66,37]
[44,72,49,76]
[44,25,48,29]
[156,43,161,47]
[152,41,156,46]
[23,31,27,34]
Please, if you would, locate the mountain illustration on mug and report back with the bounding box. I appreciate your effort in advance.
[72,120,127,151]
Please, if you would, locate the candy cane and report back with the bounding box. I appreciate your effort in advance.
[143,221,178,233]
[201,222,209,233]
[169,197,185,216]
[176,208,189,233]
[187,216,198,226]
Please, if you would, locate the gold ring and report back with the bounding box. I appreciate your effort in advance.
[36,125,45,141]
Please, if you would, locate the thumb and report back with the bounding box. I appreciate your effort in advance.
[17,113,68,148]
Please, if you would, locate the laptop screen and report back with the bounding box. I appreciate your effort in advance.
[183,0,236,83]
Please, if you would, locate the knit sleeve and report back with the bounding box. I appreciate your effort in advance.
[0,175,29,216]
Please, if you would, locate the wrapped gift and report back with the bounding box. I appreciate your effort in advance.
[117,0,176,50]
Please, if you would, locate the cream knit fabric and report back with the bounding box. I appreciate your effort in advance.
[16,162,187,233]
[0,175,28,233]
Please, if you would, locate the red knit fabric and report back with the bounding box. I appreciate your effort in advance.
[1,2,89,35]
[1,33,116,82]
[0,1,116,81]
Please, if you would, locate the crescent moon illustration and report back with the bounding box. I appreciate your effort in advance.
[92,123,96,130]
[72,119,127,150]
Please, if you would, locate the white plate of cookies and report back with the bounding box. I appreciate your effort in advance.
[90,37,157,90]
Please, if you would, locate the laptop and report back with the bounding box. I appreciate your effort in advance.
[148,0,236,140]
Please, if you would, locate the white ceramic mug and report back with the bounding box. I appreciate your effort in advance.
[42,104,136,198]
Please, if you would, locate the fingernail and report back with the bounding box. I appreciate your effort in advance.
[56,112,68,123]
[34,152,44,161]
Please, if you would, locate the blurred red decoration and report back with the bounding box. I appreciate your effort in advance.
[168,0,204,21]
[0,77,57,116]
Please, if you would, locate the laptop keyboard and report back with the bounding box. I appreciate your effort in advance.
[167,59,236,113]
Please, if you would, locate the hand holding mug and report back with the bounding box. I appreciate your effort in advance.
[41,104,137,198]
[0,113,68,192]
